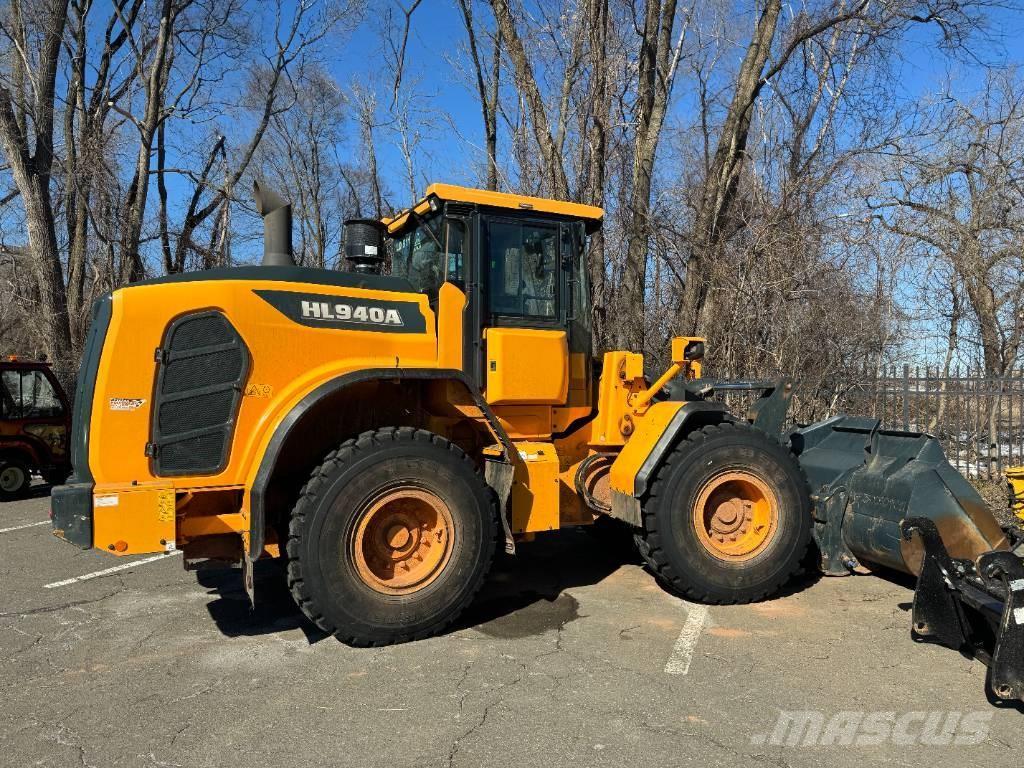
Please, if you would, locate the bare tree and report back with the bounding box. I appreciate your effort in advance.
[678,0,989,334]
[615,0,691,350]
[170,0,364,272]
[488,0,571,198]
[0,0,74,381]
[457,0,501,190]
[258,68,347,268]
[871,71,1024,379]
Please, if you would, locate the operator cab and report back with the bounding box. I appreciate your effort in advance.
[380,184,603,428]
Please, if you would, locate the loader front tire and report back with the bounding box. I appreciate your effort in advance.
[636,422,811,604]
[287,427,498,646]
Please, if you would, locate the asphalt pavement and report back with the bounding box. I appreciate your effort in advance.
[1,490,1021,768]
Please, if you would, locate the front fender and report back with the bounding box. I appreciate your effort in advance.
[607,400,731,525]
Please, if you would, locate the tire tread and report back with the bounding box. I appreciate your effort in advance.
[634,421,812,604]
[286,427,498,646]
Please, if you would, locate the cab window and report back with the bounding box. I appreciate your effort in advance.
[389,215,465,299]
[486,220,557,319]
[1,369,64,419]
[445,219,465,285]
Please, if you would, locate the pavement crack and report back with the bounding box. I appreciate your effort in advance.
[446,661,527,767]
[453,661,475,717]
[169,720,190,747]
[0,589,123,620]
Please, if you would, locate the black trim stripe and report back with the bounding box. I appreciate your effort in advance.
[69,294,112,484]
[253,289,427,334]
[130,265,414,293]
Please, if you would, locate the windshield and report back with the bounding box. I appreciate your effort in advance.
[1,369,64,419]
[388,214,464,298]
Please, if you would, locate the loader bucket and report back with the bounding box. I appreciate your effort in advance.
[790,415,1024,702]
[790,415,1009,576]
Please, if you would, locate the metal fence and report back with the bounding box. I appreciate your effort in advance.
[833,366,1024,480]
[710,366,1024,480]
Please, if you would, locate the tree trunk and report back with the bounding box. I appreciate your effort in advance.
[489,0,568,198]
[616,0,681,351]
[0,0,74,384]
[582,0,609,351]
[120,0,176,283]
[22,177,74,386]
[679,0,782,334]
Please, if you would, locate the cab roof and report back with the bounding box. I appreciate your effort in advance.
[382,183,604,234]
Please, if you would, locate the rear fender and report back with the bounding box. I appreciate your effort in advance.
[247,368,517,563]
[607,400,731,526]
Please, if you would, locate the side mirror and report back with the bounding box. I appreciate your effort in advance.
[671,336,706,365]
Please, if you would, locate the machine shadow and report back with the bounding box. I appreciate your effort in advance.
[195,526,641,644]
[454,526,642,637]
[197,561,330,645]
[196,526,832,643]
[26,480,56,499]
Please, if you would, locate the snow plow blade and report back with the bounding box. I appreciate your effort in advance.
[790,416,1024,703]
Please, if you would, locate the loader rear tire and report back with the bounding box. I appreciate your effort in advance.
[286,427,498,646]
[635,422,812,604]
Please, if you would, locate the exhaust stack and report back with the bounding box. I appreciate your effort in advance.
[253,181,294,267]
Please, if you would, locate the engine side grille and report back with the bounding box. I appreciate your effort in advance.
[150,311,249,476]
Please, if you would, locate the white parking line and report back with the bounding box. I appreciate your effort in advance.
[664,602,709,675]
[0,520,50,534]
[44,550,183,589]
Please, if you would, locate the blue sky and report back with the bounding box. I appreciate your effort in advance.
[57,0,1024,289]
[328,0,1024,200]
[139,0,1024,234]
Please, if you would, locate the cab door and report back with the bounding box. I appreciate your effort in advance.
[481,217,569,408]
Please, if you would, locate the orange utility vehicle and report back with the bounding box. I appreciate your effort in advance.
[1,357,71,499]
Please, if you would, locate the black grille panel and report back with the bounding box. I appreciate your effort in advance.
[158,433,228,473]
[158,389,235,433]
[162,348,244,394]
[151,311,249,476]
[169,313,235,350]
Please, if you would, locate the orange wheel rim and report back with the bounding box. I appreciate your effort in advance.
[693,471,778,562]
[350,486,454,595]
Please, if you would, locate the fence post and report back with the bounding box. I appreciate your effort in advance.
[902,364,910,431]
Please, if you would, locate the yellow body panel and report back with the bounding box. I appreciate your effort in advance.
[437,282,467,368]
[1007,466,1024,520]
[90,277,439,496]
[92,485,176,555]
[509,442,561,533]
[485,328,568,405]
[608,400,686,496]
[590,351,646,447]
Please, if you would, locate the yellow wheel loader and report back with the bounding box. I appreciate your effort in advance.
[52,183,1024,700]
